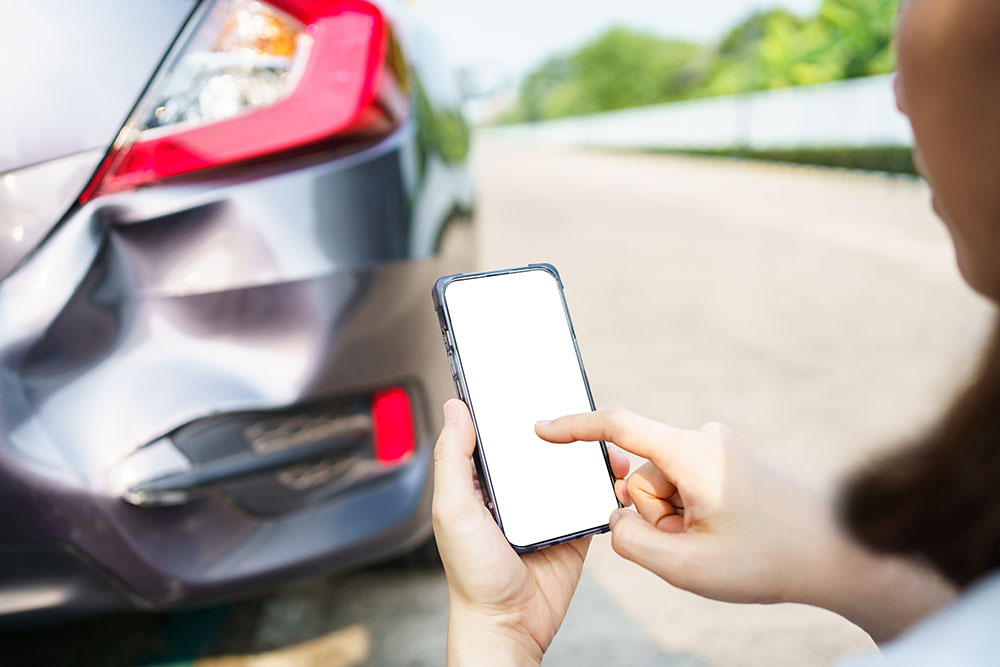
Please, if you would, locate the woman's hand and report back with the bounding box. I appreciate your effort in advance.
[433,399,630,665]
[536,407,956,642]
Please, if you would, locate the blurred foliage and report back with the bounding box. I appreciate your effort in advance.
[647,146,916,175]
[503,0,899,123]
[513,29,702,121]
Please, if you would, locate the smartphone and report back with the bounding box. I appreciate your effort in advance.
[432,264,620,553]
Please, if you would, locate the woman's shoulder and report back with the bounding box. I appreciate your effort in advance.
[841,570,1000,666]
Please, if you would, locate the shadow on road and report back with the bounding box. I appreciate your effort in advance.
[0,548,445,667]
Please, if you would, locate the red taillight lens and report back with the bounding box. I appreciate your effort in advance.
[371,387,415,464]
[81,0,397,202]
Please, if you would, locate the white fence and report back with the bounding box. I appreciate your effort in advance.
[483,74,912,150]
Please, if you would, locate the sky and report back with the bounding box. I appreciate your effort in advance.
[412,0,825,79]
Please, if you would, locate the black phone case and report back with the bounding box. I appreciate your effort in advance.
[431,263,623,554]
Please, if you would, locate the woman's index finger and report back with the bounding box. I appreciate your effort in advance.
[535,407,687,468]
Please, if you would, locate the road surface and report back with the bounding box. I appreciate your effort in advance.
[468,141,993,666]
[6,141,994,666]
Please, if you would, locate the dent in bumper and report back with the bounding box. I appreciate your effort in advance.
[0,125,474,613]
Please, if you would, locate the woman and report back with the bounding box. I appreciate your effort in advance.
[432,0,1000,664]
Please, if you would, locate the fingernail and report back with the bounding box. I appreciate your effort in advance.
[443,402,459,424]
[535,419,551,427]
[609,509,624,529]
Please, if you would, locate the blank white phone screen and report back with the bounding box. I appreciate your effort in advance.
[444,269,618,548]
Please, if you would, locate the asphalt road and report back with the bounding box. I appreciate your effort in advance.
[5,142,995,666]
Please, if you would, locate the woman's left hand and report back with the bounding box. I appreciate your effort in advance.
[432,399,630,666]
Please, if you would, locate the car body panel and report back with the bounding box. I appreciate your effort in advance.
[0,0,475,623]
[0,0,196,174]
[0,150,105,279]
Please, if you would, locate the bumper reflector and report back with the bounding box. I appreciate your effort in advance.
[371,387,415,463]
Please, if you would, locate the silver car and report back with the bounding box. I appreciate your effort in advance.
[0,0,474,624]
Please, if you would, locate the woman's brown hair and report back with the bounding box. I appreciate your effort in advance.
[842,323,1000,587]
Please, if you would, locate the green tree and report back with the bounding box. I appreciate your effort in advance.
[570,27,703,111]
[503,0,899,123]
[512,56,577,122]
[819,0,898,77]
[506,27,703,122]
[704,10,817,95]
[705,0,898,96]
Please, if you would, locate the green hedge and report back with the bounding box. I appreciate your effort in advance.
[643,145,916,175]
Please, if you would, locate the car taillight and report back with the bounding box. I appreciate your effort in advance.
[81,0,399,202]
[371,387,415,464]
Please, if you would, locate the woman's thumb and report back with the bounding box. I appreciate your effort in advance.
[432,400,478,511]
[608,508,687,578]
